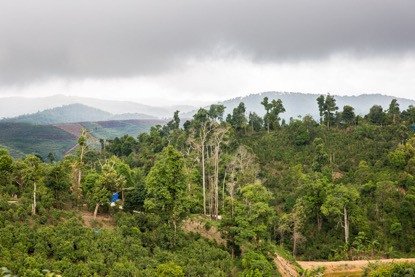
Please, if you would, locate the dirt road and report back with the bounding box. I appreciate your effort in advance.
[298,258,415,276]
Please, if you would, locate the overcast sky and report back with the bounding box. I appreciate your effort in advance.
[0,0,414,106]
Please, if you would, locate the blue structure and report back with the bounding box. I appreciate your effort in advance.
[110,192,119,203]
[412,125,415,131]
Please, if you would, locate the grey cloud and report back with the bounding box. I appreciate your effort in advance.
[0,0,414,85]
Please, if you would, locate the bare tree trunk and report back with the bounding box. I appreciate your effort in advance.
[317,211,322,232]
[293,234,297,257]
[32,182,36,215]
[93,203,100,220]
[202,140,206,215]
[214,145,219,220]
[344,205,349,244]
[222,171,227,211]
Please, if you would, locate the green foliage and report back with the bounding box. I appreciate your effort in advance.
[363,262,415,276]
[3,97,415,276]
[145,146,191,228]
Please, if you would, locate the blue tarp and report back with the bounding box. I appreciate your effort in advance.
[412,126,415,131]
[110,192,119,203]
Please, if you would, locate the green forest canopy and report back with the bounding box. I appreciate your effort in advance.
[1,95,415,276]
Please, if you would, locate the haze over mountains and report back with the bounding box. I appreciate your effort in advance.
[185,92,415,120]
[1,104,156,125]
[2,92,415,124]
[0,94,195,119]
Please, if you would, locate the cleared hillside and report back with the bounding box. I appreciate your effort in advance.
[0,119,166,159]
[0,122,77,159]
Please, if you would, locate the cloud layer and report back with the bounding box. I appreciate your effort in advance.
[1,0,414,85]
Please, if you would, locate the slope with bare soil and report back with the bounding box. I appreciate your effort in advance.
[182,217,226,245]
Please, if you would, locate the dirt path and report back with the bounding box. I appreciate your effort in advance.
[298,258,415,276]
[274,255,299,277]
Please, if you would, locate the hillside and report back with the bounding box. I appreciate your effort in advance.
[1,104,157,124]
[182,92,415,120]
[80,119,166,140]
[0,95,196,119]
[2,104,112,124]
[0,122,77,159]
[0,118,166,159]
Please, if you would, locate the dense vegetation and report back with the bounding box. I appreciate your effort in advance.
[1,95,415,276]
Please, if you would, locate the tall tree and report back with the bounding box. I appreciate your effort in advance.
[261,97,285,131]
[208,104,226,121]
[144,145,190,234]
[341,105,356,127]
[227,102,247,132]
[321,184,359,244]
[367,105,386,125]
[316,94,338,128]
[261,97,271,132]
[74,128,91,205]
[248,112,263,132]
[91,159,126,220]
[290,200,306,257]
[211,123,230,220]
[388,99,400,124]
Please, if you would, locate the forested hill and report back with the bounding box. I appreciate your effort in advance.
[1,103,156,124]
[182,92,415,120]
[2,94,415,275]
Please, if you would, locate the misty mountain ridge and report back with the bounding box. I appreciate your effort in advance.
[0,94,196,119]
[182,92,415,120]
[1,104,157,125]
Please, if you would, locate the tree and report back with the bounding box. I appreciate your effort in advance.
[0,149,14,195]
[222,183,274,251]
[367,105,386,125]
[261,97,271,132]
[401,105,415,124]
[290,200,306,257]
[210,123,230,220]
[44,161,71,208]
[341,105,356,127]
[12,155,44,215]
[388,99,400,124]
[227,102,247,132]
[208,104,226,121]
[321,184,359,244]
[248,112,263,132]
[191,108,211,215]
[74,128,91,204]
[316,94,338,128]
[155,262,184,277]
[144,146,190,234]
[312,138,329,172]
[261,97,285,131]
[91,160,126,220]
[168,110,181,130]
[317,95,325,124]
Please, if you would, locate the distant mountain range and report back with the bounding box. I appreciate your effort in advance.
[1,103,157,124]
[2,93,414,123]
[182,92,415,120]
[0,94,195,119]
